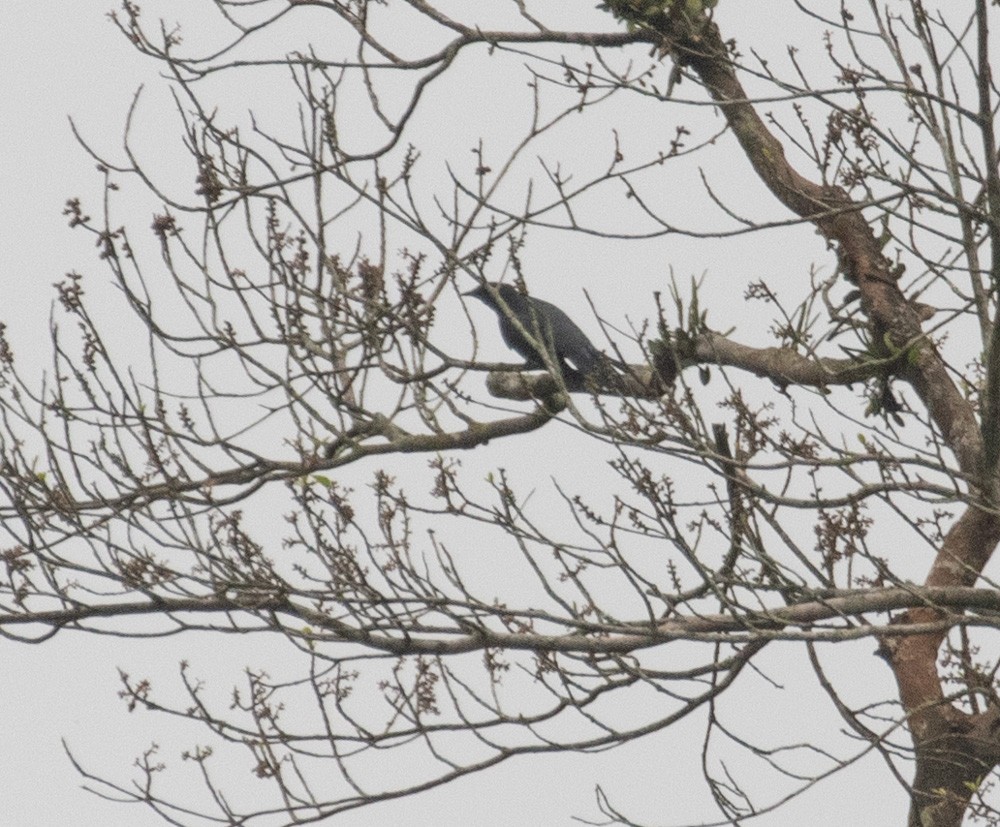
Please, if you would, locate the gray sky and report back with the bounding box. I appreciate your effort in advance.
[1,4,921,825]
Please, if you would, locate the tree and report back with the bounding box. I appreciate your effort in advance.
[2,1,999,824]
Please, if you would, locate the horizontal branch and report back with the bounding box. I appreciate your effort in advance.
[21,409,558,515]
[482,330,876,401]
[4,585,999,652]
[690,331,877,387]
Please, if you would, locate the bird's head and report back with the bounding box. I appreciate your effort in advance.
[462,284,490,303]
[462,282,515,306]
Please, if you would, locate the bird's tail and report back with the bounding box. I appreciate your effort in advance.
[584,352,636,393]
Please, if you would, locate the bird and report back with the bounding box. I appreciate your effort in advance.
[464,281,616,386]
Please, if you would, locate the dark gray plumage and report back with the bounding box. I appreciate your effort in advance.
[464,282,607,384]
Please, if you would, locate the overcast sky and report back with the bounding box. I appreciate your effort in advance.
[0,4,918,825]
